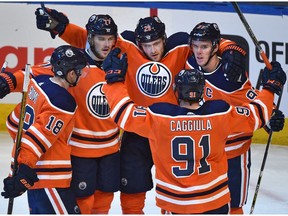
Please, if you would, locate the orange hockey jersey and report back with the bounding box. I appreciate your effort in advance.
[7,74,77,189]
[186,57,260,159]
[60,23,236,107]
[10,62,120,158]
[103,82,274,214]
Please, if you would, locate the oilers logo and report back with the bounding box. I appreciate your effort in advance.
[136,62,171,97]
[86,82,110,118]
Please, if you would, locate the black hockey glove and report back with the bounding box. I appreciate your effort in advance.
[103,48,128,84]
[222,44,247,83]
[35,7,69,39]
[1,164,39,198]
[265,109,285,133]
[262,61,286,95]
[0,71,17,99]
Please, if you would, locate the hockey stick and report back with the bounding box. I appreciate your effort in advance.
[250,91,283,215]
[40,3,53,29]
[231,2,283,214]
[255,69,263,90]
[1,61,8,73]
[40,2,48,17]
[40,3,49,20]
[7,64,31,214]
[232,2,272,70]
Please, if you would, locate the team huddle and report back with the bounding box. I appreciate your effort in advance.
[0,4,286,215]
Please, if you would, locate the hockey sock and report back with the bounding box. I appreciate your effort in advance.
[230,207,244,214]
[76,194,94,214]
[121,192,146,214]
[91,190,114,214]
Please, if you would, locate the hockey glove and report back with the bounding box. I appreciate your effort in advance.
[35,7,69,39]
[222,44,247,83]
[1,164,39,198]
[103,48,128,84]
[265,109,285,133]
[0,71,17,99]
[262,61,287,95]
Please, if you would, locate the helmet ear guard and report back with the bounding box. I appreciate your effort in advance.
[56,70,63,77]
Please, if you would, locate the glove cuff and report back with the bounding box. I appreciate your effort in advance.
[54,23,67,36]
[264,79,283,93]
[222,44,247,56]
[49,23,67,39]
[18,164,39,184]
[0,72,16,92]
[263,83,281,95]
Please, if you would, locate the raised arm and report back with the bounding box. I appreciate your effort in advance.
[35,6,87,48]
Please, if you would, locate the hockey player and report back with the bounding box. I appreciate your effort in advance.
[186,22,285,214]
[1,45,88,214]
[32,6,249,214]
[5,14,121,214]
[101,48,286,214]
[63,14,121,215]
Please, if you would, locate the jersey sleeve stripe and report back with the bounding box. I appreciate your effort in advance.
[25,130,47,153]
[30,125,52,148]
[6,123,18,133]
[253,99,269,123]
[7,112,18,128]
[248,104,259,131]
[110,96,130,118]
[21,137,42,158]
[114,101,133,124]
[226,135,252,144]
[120,103,134,129]
[250,101,266,128]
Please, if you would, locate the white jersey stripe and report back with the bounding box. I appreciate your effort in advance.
[45,188,68,214]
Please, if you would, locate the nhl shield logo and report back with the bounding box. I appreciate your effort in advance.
[136,62,172,97]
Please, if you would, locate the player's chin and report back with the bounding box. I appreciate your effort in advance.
[149,54,161,62]
[196,58,206,66]
[102,51,110,58]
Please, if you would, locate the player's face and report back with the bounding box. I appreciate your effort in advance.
[91,35,116,60]
[191,40,213,67]
[140,38,165,62]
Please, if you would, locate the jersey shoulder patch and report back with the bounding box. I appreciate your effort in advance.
[35,75,77,112]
